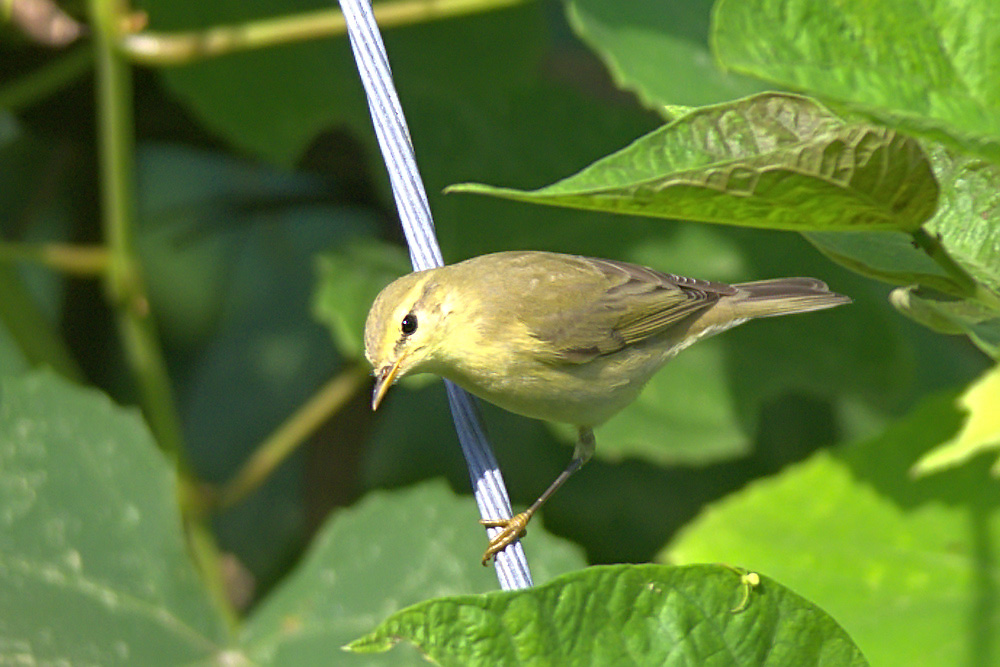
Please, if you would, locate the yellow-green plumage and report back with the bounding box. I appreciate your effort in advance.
[363,250,850,562]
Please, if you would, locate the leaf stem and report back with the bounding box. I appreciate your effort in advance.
[911,228,1000,310]
[0,241,110,276]
[120,0,527,66]
[216,364,369,509]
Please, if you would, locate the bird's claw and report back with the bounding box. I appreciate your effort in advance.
[480,511,533,566]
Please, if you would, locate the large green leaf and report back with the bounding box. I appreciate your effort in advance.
[807,141,1000,357]
[889,286,1000,359]
[0,371,230,664]
[912,363,1000,475]
[238,481,585,665]
[665,387,1000,666]
[347,563,868,665]
[565,0,766,111]
[712,0,1000,164]
[805,231,964,297]
[449,93,938,232]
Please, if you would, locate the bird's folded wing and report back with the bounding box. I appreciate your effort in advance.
[529,257,736,363]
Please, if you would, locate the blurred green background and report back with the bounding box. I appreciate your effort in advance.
[2,0,997,663]
[2,0,988,595]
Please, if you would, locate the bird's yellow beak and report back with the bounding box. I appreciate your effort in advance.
[372,356,405,411]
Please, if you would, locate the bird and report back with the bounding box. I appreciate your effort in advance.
[363,250,850,564]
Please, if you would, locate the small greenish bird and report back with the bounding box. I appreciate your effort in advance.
[364,251,850,564]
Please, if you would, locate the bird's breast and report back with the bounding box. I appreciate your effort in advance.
[434,327,671,427]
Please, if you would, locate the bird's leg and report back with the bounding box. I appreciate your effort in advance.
[480,426,596,565]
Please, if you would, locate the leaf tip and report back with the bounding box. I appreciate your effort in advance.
[343,632,398,654]
[442,182,482,195]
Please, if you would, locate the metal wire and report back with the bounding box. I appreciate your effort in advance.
[337,0,532,589]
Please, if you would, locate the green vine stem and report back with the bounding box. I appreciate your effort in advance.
[911,228,1000,310]
[216,364,369,510]
[184,515,241,631]
[121,0,526,66]
[88,0,189,467]
[87,0,244,624]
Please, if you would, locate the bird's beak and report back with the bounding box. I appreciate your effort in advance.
[372,356,405,411]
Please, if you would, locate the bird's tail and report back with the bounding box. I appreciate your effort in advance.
[732,278,851,319]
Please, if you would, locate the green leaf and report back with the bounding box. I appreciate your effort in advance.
[912,363,1000,475]
[921,145,1000,296]
[312,238,412,360]
[889,286,1000,358]
[448,93,938,232]
[712,0,1000,164]
[665,388,1000,667]
[807,141,1000,356]
[239,481,586,665]
[0,371,230,664]
[346,563,867,665]
[805,230,965,296]
[565,0,767,111]
[808,143,1000,296]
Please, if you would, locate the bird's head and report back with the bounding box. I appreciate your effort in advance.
[364,268,455,410]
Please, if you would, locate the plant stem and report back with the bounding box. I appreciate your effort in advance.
[0,241,109,276]
[89,0,188,465]
[911,228,1000,311]
[121,0,527,66]
[184,517,241,631]
[216,364,369,509]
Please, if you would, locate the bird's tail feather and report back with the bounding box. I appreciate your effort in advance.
[733,278,851,318]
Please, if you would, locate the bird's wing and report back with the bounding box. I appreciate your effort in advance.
[527,255,737,364]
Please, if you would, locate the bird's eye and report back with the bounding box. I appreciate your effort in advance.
[401,313,418,336]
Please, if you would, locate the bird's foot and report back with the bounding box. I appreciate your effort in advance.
[479,510,534,566]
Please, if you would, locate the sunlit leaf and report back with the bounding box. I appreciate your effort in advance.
[347,564,867,666]
[240,481,585,665]
[666,387,1000,666]
[449,93,938,232]
[712,0,1000,164]
[912,363,1000,475]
